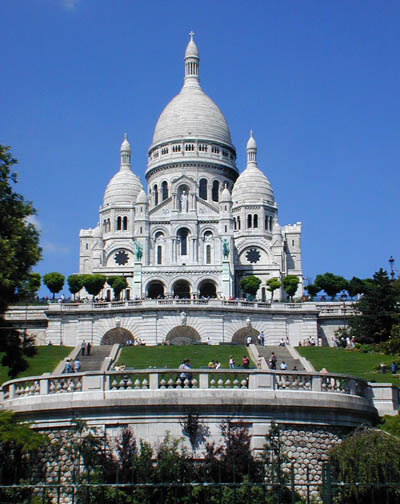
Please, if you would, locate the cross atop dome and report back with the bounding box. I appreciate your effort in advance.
[189,30,195,41]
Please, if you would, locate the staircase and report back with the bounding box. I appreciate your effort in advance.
[77,345,114,372]
[257,346,305,371]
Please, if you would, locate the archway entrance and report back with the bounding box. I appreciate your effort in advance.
[173,280,191,299]
[166,326,201,345]
[148,281,165,299]
[198,280,217,298]
[101,328,134,345]
[232,327,260,345]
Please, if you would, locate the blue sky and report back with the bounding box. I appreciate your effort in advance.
[2,0,400,296]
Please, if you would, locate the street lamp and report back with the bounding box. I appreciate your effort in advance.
[389,256,395,280]
[340,291,347,328]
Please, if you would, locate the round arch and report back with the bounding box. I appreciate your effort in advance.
[101,327,134,345]
[231,327,260,345]
[173,279,191,299]
[166,326,201,345]
[198,279,217,298]
[147,281,165,299]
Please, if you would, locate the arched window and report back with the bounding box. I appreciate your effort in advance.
[199,179,207,200]
[162,181,168,201]
[117,216,122,230]
[107,219,111,232]
[212,180,219,202]
[178,228,189,256]
[238,216,241,230]
[206,244,211,264]
[253,214,258,228]
[123,216,128,230]
[157,245,162,265]
[153,184,158,206]
[265,215,268,230]
[103,219,106,231]
[234,218,237,231]
[269,216,273,230]
[247,215,252,229]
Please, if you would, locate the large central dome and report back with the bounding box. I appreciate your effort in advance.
[152,86,232,146]
[151,34,233,148]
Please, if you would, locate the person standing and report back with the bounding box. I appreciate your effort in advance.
[229,355,235,369]
[86,342,91,356]
[260,331,265,347]
[74,358,81,373]
[269,352,277,370]
[246,335,252,347]
[81,340,86,356]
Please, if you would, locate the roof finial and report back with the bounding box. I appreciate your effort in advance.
[189,30,195,41]
[124,132,128,140]
[250,129,253,138]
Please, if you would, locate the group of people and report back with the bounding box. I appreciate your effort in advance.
[64,358,81,374]
[80,340,91,356]
[380,361,398,374]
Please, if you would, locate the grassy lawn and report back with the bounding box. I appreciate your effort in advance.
[297,346,400,385]
[117,344,252,369]
[0,346,72,384]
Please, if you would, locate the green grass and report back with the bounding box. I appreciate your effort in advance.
[0,346,72,384]
[117,344,252,369]
[297,346,400,385]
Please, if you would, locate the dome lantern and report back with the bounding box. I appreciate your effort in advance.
[184,31,200,88]
[120,133,131,168]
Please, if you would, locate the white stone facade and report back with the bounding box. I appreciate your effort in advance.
[79,34,302,303]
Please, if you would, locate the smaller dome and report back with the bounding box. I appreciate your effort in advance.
[246,130,257,150]
[185,31,199,58]
[232,132,274,205]
[136,189,148,204]
[220,184,231,202]
[120,133,131,152]
[103,168,143,207]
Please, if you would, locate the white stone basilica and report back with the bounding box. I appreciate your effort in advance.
[79,34,303,302]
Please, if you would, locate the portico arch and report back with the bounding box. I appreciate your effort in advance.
[147,281,165,299]
[232,327,260,345]
[166,326,201,345]
[198,280,217,298]
[173,280,191,299]
[101,328,134,345]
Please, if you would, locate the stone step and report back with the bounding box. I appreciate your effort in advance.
[77,345,113,372]
[257,345,304,371]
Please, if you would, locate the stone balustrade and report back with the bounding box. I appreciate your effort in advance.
[1,369,368,401]
[46,299,323,313]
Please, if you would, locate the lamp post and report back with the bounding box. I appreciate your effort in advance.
[389,256,395,280]
[340,291,347,328]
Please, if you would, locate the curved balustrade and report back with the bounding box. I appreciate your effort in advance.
[1,369,369,402]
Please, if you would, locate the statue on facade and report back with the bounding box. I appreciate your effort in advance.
[133,239,143,261]
[180,190,188,213]
[180,311,187,326]
[222,239,230,259]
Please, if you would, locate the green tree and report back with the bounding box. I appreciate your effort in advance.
[240,275,261,300]
[281,275,299,301]
[107,276,127,301]
[305,283,320,300]
[84,274,106,299]
[0,145,41,312]
[266,277,281,302]
[43,272,65,300]
[328,427,400,503]
[347,276,366,298]
[0,145,41,375]
[67,274,86,300]
[314,272,347,300]
[18,272,41,300]
[349,268,400,344]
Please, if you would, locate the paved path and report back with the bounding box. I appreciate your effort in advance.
[257,345,305,371]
